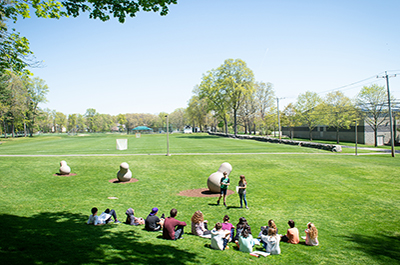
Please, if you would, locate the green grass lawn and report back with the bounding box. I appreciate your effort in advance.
[0,133,399,264]
[0,132,382,155]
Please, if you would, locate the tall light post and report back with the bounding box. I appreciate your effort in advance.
[165,114,170,156]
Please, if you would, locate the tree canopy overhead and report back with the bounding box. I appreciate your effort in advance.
[1,0,177,22]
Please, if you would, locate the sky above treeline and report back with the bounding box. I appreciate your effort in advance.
[13,0,400,115]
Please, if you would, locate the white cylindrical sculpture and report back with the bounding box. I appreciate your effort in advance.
[117,162,132,182]
[59,160,71,175]
[207,162,232,193]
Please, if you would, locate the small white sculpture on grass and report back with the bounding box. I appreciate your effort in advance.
[117,162,132,182]
[59,160,71,175]
[207,162,232,193]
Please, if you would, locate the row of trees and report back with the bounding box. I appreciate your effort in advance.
[0,72,49,137]
[1,53,396,148]
[1,103,191,136]
[186,59,398,147]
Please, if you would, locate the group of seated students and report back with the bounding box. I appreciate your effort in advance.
[190,211,319,255]
[87,206,187,240]
[87,207,319,254]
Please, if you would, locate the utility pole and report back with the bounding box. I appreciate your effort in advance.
[355,120,358,156]
[377,71,397,157]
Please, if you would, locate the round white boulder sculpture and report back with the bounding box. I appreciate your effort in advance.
[207,162,232,193]
[117,162,132,182]
[59,160,71,175]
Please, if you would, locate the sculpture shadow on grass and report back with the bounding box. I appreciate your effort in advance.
[0,212,198,264]
[341,233,400,263]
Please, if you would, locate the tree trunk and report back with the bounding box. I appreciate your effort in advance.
[12,123,15,138]
[374,127,378,147]
[336,127,340,144]
[3,120,7,138]
[224,117,228,134]
[24,122,27,137]
[30,116,35,137]
[309,129,313,141]
[234,109,237,136]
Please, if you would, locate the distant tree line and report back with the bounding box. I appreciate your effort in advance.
[187,59,399,147]
[1,58,398,147]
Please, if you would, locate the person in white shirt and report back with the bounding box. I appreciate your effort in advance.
[87,207,121,225]
[261,227,281,255]
[210,222,231,250]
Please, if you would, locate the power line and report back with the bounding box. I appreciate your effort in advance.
[317,75,379,95]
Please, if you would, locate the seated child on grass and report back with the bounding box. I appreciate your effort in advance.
[238,225,254,253]
[234,217,249,242]
[221,215,235,241]
[304,222,319,246]
[259,219,278,248]
[125,208,144,226]
[210,222,231,250]
[261,228,281,255]
[87,207,121,225]
[191,210,211,237]
[281,219,299,244]
[145,207,165,231]
[162,208,186,240]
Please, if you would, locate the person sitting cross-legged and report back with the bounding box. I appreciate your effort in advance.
[145,207,164,231]
[163,208,186,240]
[210,222,231,250]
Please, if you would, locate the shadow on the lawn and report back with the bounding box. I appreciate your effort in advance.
[342,233,400,263]
[0,212,198,264]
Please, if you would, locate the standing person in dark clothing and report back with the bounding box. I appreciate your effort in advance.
[217,171,230,207]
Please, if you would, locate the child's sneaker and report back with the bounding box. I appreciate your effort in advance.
[225,246,230,250]
[115,220,121,224]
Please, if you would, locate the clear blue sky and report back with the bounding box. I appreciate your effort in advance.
[13,0,400,116]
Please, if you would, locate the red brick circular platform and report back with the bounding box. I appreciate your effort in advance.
[53,173,77,176]
[108,178,139,184]
[178,188,235,197]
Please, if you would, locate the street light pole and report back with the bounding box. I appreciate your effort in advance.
[165,115,170,156]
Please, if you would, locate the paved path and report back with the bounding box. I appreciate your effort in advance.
[0,151,396,157]
[342,146,400,154]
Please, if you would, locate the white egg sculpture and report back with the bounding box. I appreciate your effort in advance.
[117,162,132,182]
[59,160,71,175]
[207,162,232,193]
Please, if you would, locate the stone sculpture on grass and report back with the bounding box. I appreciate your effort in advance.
[207,162,232,193]
[59,160,71,175]
[117,162,132,182]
